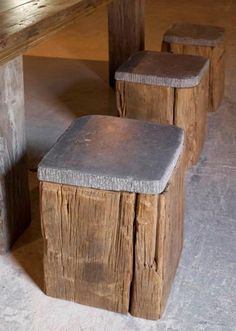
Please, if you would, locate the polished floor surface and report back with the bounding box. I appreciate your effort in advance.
[0,1,236,330]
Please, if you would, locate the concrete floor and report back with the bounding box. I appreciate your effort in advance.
[0,0,236,330]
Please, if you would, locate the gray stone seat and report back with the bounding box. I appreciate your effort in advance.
[163,23,225,47]
[38,115,184,194]
[115,50,209,88]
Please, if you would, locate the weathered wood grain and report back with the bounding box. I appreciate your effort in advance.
[130,157,184,320]
[0,56,31,254]
[41,182,135,313]
[40,155,184,319]
[162,41,225,112]
[108,0,145,86]
[174,71,209,167]
[157,157,184,315]
[0,0,111,65]
[116,81,174,124]
[211,42,225,112]
[0,0,33,13]
[130,193,161,319]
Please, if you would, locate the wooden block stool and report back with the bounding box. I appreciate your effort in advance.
[38,115,185,320]
[162,23,225,112]
[115,51,209,168]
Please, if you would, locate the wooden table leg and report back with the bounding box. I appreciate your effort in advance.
[0,56,31,254]
[108,0,145,86]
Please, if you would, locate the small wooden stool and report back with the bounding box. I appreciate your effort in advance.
[115,51,209,167]
[162,23,225,112]
[38,115,185,320]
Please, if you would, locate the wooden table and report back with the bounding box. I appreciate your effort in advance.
[0,0,145,253]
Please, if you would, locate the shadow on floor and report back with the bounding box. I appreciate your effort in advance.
[11,182,44,290]
[24,56,116,169]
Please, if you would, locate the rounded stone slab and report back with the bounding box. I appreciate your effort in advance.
[163,23,225,47]
[38,115,184,194]
[115,51,209,88]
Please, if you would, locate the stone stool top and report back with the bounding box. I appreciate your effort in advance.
[163,23,225,47]
[115,51,209,88]
[38,115,184,194]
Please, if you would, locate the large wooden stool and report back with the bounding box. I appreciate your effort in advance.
[115,51,209,167]
[38,115,185,320]
[162,23,225,112]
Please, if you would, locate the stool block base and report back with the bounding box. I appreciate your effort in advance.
[40,158,184,320]
[116,72,209,168]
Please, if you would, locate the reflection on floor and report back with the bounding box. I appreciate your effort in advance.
[0,0,236,330]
